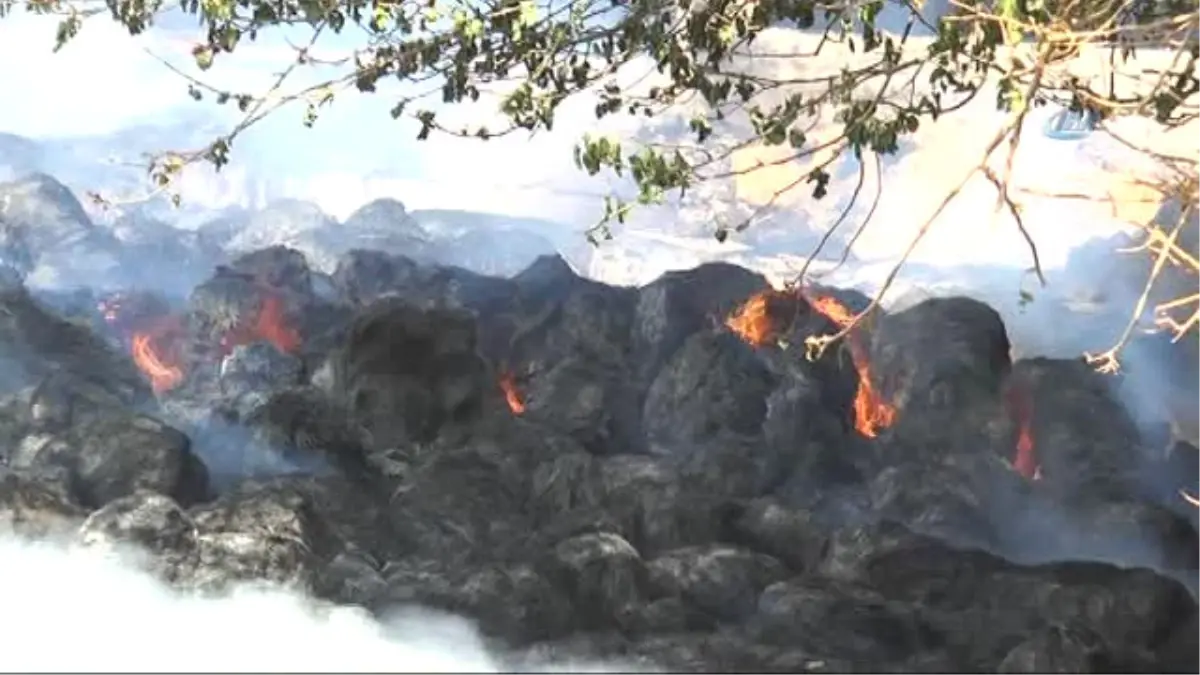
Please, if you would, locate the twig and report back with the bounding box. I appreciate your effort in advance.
[1085,201,1193,373]
[803,123,1017,360]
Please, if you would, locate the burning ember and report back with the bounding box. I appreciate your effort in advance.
[498,371,526,415]
[802,292,896,438]
[1003,382,1041,480]
[218,293,302,356]
[130,317,186,394]
[104,289,301,396]
[723,288,895,438]
[725,290,790,347]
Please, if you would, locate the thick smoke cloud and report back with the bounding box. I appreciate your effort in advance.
[0,533,636,673]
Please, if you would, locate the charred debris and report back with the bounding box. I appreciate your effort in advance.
[0,245,1196,673]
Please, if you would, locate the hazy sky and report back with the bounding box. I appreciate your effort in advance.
[0,6,628,221]
[0,4,1151,271]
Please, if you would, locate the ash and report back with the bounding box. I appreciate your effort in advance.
[0,240,1196,673]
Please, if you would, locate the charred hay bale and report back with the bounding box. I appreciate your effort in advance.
[624,596,714,635]
[546,531,650,631]
[752,578,940,667]
[644,330,851,499]
[0,286,151,407]
[627,629,863,673]
[633,262,770,386]
[646,545,788,622]
[332,250,424,306]
[1006,357,1145,503]
[722,498,833,574]
[995,622,1112,674]
[643,330,778,453]
[377,558,575,645]
[530,453,729,557]
[249,474,404,567]
[817,519,1197,670]
[216,341,304,413]
[528,448,602,512]
[17,368,164,438]
[869,295,1012,418]
[387,425,563,565]
[186,478,341,592]
[1026,564,1197,667]
[450,563,575,644]
[312,547,387,607]
[293,300,355,368]
[503,284,639,455]
[805,283,873,315]
[621,630,802,673]
[507,282,636,371]
[331,250,520,318]
[510,632,647,672]
[1155,611,1200,674]
[76,414,208,508]
[332,299,492,448]
[427,264,518,316]
[239,386,371,482]
[78,490,199,583]
[377,556,461,609]
[672,435,805,501]
[227,245,313,299]
[722,287,863,429]
[0,466,84,536]
[14,411,209,510]
[1016,497,1200,574]
[760,370,859,489]
[187,268,270,344]
[888,393,1012,462]
[184,265,304,370]
[512,254,588,313]
[182,470,405,581]
[521,356,643,456]
[0,390,45,456]
[867,451,1031,551]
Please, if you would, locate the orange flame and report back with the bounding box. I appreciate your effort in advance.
[803,293,896,438]
[130,318,186,394]
[725,291,782,347]
[1003,382,1041,480]
[498,372,526,415]
[1014,421,1038,480]
[219,293,302,356]
[253,294,301,354]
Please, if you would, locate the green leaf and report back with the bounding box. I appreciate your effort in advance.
[193,45,214,71]
[517,0,538,26]
[52,13,82,52]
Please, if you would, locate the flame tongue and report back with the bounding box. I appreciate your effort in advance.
[499,371,526,415]
[219,292,302,356]
[1004,383,1041,480]
[130,316,186,394]
[251,294,301,354]
[803,292,896,438]
[725,291,783,347]
[722,288,895,438]
[119,288,303,397]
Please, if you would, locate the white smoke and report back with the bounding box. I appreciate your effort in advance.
[0,534,637,673]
